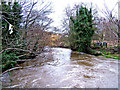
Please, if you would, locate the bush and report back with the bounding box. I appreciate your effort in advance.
[93,43,100,48]
[2,50,19,72]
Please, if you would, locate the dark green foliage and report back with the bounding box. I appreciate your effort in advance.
[1,2,23,47]
[70,5,95,52]
[1,50,19,72]
[93,43,100,48]
[1,2,23,71]
[12,2,23,28]
[2,50,18,63]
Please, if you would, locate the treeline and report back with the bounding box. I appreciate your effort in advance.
[1,0,53,72]
[1,1,119,72]
[61,3,118,52]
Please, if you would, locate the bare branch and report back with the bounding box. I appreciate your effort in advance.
[24,2,37,29]
[0,48,33,54]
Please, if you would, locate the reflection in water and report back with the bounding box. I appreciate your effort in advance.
[2,47,118,88]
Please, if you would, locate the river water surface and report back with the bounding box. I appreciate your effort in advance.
[2,47,119,88]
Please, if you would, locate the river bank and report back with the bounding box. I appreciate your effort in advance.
[90,46,119,60]
[2,47,118,88]
[51,45,120,60]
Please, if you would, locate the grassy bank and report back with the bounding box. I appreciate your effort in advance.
[99,50,119,60]
[90,46,119,60]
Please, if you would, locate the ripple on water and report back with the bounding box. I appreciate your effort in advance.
[2,47,118,88]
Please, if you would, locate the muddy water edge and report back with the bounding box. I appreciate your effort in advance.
[2,47,119,88]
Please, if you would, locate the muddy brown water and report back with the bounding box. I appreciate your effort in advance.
[2,47,119,88]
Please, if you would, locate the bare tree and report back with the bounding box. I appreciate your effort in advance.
[18,0,54,52]
[61,6,74,33]
[19,0,53,33]
[95,1,118,45]
[61,3,97,33]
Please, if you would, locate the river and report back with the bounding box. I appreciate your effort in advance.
[2,47,119,88]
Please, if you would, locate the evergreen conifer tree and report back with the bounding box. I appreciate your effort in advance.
[70,6,95,52]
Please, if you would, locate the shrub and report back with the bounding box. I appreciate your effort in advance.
[2,50,19,72]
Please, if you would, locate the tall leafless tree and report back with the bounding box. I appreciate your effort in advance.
[19,0,53,35]
[18,0,54,53]
[95,1,118,45]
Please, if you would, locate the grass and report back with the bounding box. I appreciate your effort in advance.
[99,50,120,60]
[91,43,120,60]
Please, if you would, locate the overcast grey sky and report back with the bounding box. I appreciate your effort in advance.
[48,0,118,29]
[4,0,119,28]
